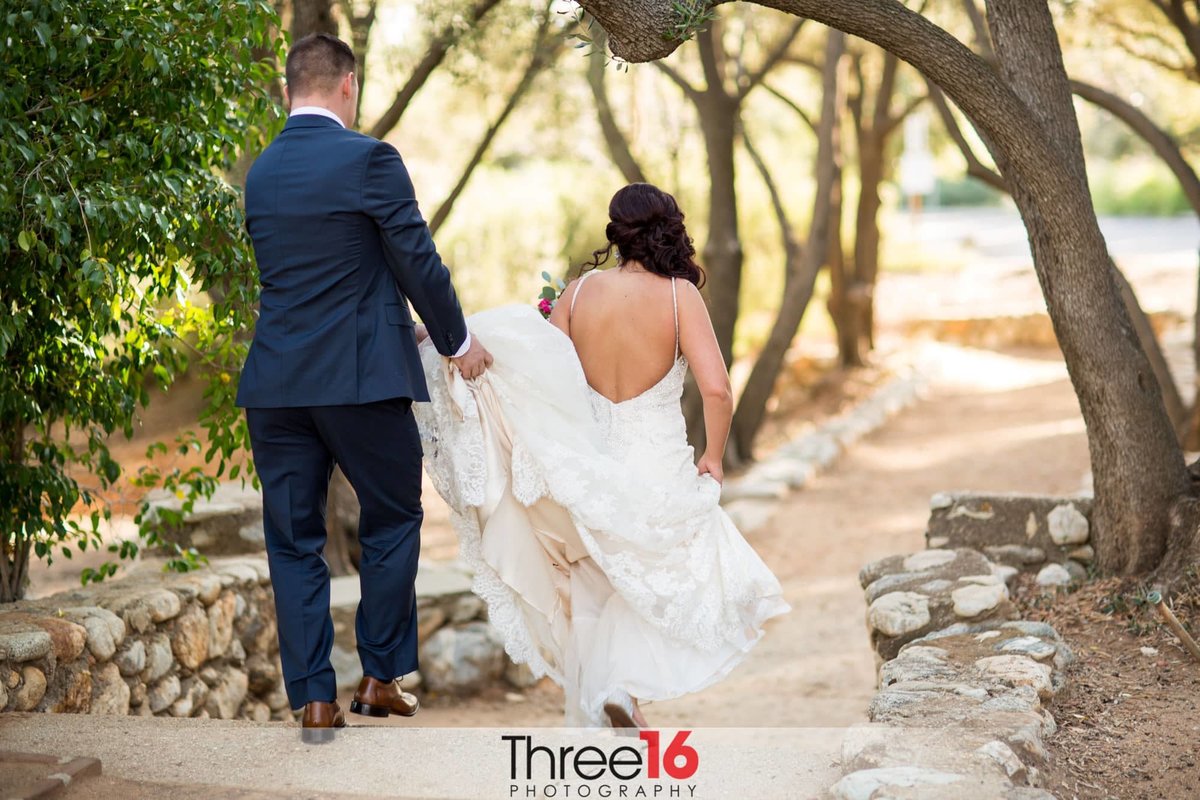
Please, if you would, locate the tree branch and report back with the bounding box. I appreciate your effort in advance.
[741,128,800,260]
[764,83,816,133]
[736,18,806,100]
[427,11,563,234]
[731,29,845,455]
[882,92,927,137]
[925,78,1006,191]
[1165,0,1200,69]
[587,26,649,184]
[779,53,823,72]
[696,22,727,96]
[960,0,994,60]
[653,60,702,102]
[1070,78,1200,217]
[367,0,504,140]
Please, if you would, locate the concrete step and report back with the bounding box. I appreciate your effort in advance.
[0,712,840,799]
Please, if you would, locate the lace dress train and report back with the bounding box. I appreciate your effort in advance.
[413,304,790,726]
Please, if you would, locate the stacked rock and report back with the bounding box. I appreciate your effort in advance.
[836,544,1072,799]
[0,558,291,721]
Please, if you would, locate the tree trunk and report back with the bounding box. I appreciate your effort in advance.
[580,0,1196,575]
[846,49,901,358]
[1112,264,1190,439]
[827,151,858,366]
[342,0,379,125]
[697,83,743,365]
[854,140,882,353]
[730,30,845,457]
[291,0,338,39]
[930,71,1190,448]
[983,0,1187,574]
[1071,76,1200,446]
[651,14,803,454]
[1,419,26,602]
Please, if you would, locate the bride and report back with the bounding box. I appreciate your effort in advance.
[413,183,789,728]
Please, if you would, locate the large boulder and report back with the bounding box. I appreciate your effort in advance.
[421,621,506,695]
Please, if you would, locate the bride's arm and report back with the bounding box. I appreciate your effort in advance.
[678,282,733,483]
[548,279,579,337]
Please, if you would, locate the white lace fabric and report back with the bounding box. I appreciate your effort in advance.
[413,305,790,725]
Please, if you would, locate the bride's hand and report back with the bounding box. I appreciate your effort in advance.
[415,323,429,344]
[697,453,724,485]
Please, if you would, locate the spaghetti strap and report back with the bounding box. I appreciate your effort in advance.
[570,270,596,322]
[671,277,679,361]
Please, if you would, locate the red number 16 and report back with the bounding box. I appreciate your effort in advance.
[639,730,699,779]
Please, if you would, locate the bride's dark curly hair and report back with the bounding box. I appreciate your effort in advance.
[581,183,705,288]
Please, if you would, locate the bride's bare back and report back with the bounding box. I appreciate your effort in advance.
[555,267,679,404]
[547,183,732,483]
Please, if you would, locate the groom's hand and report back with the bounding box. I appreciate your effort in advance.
[451,336,493,380]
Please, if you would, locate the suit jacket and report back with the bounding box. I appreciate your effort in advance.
[235,114,468,408]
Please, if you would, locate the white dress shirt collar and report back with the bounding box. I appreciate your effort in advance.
[289,105,346,128]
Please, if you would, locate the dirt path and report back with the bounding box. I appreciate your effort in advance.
[353,343,1093,728]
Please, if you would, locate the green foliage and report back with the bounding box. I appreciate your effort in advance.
[931,176,1006,208]
[0,0,284,600]
[1089,159,1192,216]
[664,0,719,43]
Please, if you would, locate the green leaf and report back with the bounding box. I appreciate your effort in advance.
[17,231,33,252]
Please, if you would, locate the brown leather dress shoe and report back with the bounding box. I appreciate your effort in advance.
[300,700,346,744]
[349,675,420,718]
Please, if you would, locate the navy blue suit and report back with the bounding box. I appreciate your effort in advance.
[236,113,467,709]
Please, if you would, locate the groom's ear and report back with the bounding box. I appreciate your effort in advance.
[282,83,291,111]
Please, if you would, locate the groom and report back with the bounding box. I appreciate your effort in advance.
[236,33,491,740]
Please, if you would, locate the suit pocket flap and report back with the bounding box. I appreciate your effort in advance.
[385,303,414,327]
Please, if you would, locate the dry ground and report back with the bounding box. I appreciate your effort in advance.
[1015,574,1200,800]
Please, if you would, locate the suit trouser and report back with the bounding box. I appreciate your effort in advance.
[246,398,423,709]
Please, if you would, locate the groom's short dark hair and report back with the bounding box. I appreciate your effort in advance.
[286,33,356,96]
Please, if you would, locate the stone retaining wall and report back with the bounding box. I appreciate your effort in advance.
[833,544,1071,798]
[926,493,1094,587]
[1,555,540,722]
[0,557,289,721]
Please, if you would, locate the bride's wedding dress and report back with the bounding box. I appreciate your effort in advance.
[413,298,789,726]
